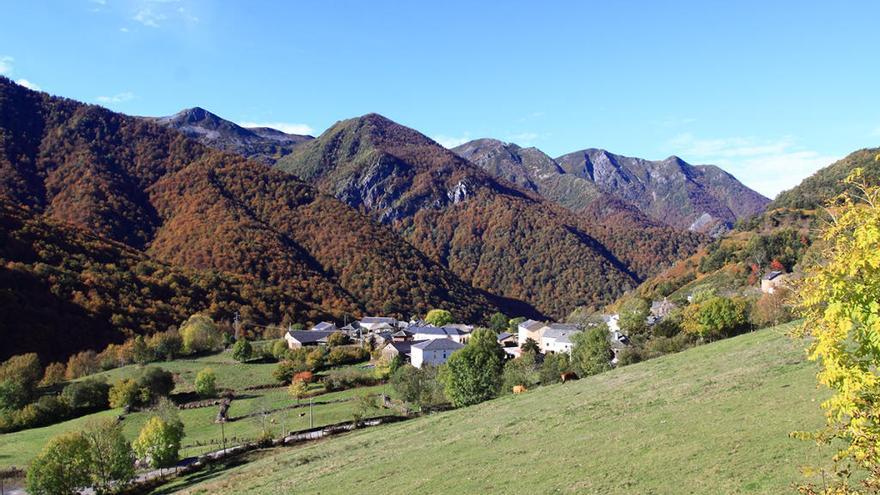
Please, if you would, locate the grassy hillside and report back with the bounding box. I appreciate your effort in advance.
[159,324,832,494]
[0,351,397,470]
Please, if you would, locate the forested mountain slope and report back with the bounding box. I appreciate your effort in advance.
[279,114,701,317]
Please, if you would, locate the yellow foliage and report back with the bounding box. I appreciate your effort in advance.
[796,169,880,493]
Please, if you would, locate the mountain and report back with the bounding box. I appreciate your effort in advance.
[552,148,769,233]
[0,199,335,362]
[771,147,880,210]
[151,107,312,165]
[0,77,511,359]
[277,114,701,317]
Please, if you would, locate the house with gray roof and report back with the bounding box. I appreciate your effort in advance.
[311,321,337,332]
[541,325,582,354]
[409,325,471,343]
[411,338,464,368]
[517,319,549,347]
[284,330,337,349]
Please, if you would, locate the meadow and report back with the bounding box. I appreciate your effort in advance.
[156,324,834,494]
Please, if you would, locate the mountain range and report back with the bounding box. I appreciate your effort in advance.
[0,76,778,359]
[454,139,769,234]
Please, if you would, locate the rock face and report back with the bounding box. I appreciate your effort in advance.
[555,149,769,232]
[151,107,312,165]
[455,139,768,234]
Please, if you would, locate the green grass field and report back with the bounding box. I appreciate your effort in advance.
[0,352,396,469]
[158,325,834,495]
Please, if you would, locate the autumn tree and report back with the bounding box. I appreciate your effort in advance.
[133,415,184,469]
[82,419,135,494]
[179,314,223,355]
[488,312,509,333]
[794,171,880,493]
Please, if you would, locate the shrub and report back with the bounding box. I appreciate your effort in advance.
[326,346,369,367]
[231,339,254,362]
[326,331,351,347]
[292,371,314,384]
[323,368,378,392]
[65,351,100,380]
[40,362,67,387]
[271,339,289,360]
[501,351,540,393]
[390,365,445,408]
[441,329,505,407]
[273,359,310,384]
[179,314,223,355]
[61,378,110,411]
[682,296,751,340]
[146,330,183,361]
[540,352,571,385]
[194,368,217,398]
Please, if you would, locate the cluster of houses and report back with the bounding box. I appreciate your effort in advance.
[283,291,746,369]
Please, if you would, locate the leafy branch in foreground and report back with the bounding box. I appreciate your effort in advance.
[794,168,880,494]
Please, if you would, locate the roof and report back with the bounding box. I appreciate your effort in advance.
[548,323,579,332]
[442,324,474,333]
[286,330,336,344]
[497,332,515,341]
[764,270,785,281]
[412,339,465,351]
[312,321,336,332]
[360,316,397,324]
[542,327,581,345]
[518,319,546,332]
[391,330,413,337]
[409,326,469,337]
[384,341,419,355]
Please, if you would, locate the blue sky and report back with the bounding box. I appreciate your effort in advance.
[1,0,878,197]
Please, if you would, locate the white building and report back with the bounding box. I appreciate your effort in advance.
[411,339,464,368]
[358,317,398,333]
[540,324,581,354]
[409,325,472,344]
[517,319,549,347]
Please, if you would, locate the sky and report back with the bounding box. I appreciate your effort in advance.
[1,0,878,198]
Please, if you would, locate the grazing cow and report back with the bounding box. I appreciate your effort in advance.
[512,385,527,394]
[560,371,579,383]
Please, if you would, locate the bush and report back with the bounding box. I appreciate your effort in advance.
[179,314,223,355]
[292,371,314,384]
[501,351,540,393]
[231,339,254,362]
[751,288,794,328]
[323,368,378,392]
[40,362,67,387]
[194,368,217,398]
[109,367,175,410]
[441,329,505,407]
[65,351,100,380]
[146,330,183,361]
[327,331,351,347]
[425,309,453,327]
[271,339,289,360]
[682,296,751,340]
[273,359,310,384]
[390,365,445,408]
[61,378,110,411]
[326,346,369,367]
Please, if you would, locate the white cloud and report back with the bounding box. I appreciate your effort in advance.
[432,134,472,149]
[239,121,314,135]
[133,8,164,27]
[15,79,41,91]
[0,56,13,75]
[96,92,135,105]
[666,133,839,198]
[132,1,197,27]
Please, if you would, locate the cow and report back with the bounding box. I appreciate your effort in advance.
[512,385,527,394]
[560,371,579,383]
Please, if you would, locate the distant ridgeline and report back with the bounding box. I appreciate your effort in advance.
[601,147,880,314]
